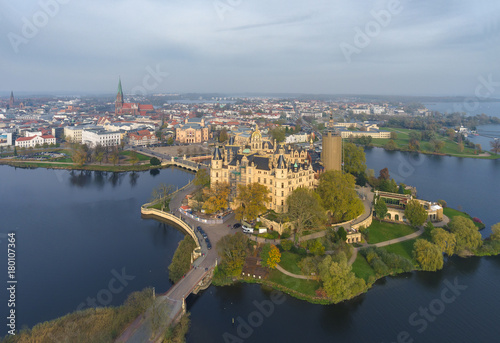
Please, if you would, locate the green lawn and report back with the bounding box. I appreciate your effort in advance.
[267,269,320,297]
[351,255,376,281]
[443,207,484,229]
[371,127,500,159]
[380,239,417,263]
[366,220,417,244]
[279,251,304,275]
[120,150,151,161]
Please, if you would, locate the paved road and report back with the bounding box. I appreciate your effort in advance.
[116,183,238,342]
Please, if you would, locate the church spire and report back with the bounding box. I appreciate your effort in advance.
[9,91,14,108]
[115,77,124,115]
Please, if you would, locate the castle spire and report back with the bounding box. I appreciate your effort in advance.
[9,91,14,108]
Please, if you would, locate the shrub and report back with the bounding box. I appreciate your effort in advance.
[280,239,293,251]
[150,157,161,166]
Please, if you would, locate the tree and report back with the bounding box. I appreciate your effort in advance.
[193,168,210,187]
[404,200,428,227]
[430,139,445,153]
[260,244,281,269]
[458,143,465,153]
[318,255,366,302]
[235,183,270,221]
[448,217,482,252]
[150,157,161,166]
[432,228,457,256]
[219,128,229,143]
[202,182,230,214]
[109,149,120,166]
[95,151,105,165]
[491,223,500,240]
[378,167,390,181]
[316,171,364,223]
[280,239,293,251]
[491,139,500,154]
[150,183,175,208]
[72,148,87,166]
[374,198,388,219]
[385,139,397,151]
[13,146,17,156]
[166,137,174,145]
[446,128,456,140]
[168,236,196,283]
[216,232,249,276]
[413,239,444,271]
[308,239,325,256]
[390,131,398,140]
[343,142,366,176]
[286,187,326,236]
[269,126,286,142]
[129,151,140,166]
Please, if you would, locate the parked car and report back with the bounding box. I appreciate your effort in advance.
[242,226,253,234]
[233,223,241,229]
[207,242,212,250]
[196,226,202,232]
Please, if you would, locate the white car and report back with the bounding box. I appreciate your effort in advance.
[242,226,253,234]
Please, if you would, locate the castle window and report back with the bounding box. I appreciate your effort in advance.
[281,191,284,196]
[258,177,261,183]
[281,183,284,188]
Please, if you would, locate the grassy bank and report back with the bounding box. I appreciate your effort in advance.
[2,288,154,343]
[365,220,417,244]
[371,127,500,159]
[0,160,162,172]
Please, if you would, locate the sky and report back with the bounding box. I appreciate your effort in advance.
[1,0,500,97]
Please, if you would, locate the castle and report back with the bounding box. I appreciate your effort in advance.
[210,122,342,213]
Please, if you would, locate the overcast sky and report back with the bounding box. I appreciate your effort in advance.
[1,0,500,96]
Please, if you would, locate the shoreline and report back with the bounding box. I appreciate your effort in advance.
[366,145,500,160]
[0,160,167,173]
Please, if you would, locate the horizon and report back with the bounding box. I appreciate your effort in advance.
[1,1,499,97]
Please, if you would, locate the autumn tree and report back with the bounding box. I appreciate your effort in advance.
[129,151,140,165]
[491,139,500,154]
[260,244,281,269]
[318,254,366,302]
[308,239,325,256]
[235,183,270,221]
[431,228,457,256]
[404,200,428,227]
[280,239,293,251]
[448,217,483,252]
[342,142,366,176]
[109,148,120,166]
[71,147,87,166]
[193,168,210,187]
[150,183,175,209]
[316,170,364,223]
[430,139,445,153]
[216,232,249,276]
[374,198,388,220]
[390,131,398,140]
[202,182,230,214]
[413,239,444,271]
[385,139,397,151]
[286,187,326,236]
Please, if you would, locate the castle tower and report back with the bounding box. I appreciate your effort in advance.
[322,115,342,171]
[274,154,288,212]
[9,91,14,108]
[210,146,223,187]
[115,78,124,115]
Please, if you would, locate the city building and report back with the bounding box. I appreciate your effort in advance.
[114,79,155,116]
[127,129,158,146]
[15,135,56,148]
[175,117,210,144]
[0,132,13,146]
[210,126,319,213]
[374,191,443,223]
[82,128,121,148]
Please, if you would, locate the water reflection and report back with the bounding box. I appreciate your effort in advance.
[150,169,160,176]
[129,172,139,187]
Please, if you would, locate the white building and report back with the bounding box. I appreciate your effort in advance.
[82,128,121,148]
[15,135,56,148]
[285,133,309,144]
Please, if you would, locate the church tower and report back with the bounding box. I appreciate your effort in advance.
[9,91,14,108]
[322,115,342,171]
[115,78,124,115]
[210,146,223,187]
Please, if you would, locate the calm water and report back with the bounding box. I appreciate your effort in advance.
[1,149,499,342]
[0,166,193,337]
[424,101,500,118]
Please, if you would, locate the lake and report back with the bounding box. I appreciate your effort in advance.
[424,101,500,118]
[0,148,499,342]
